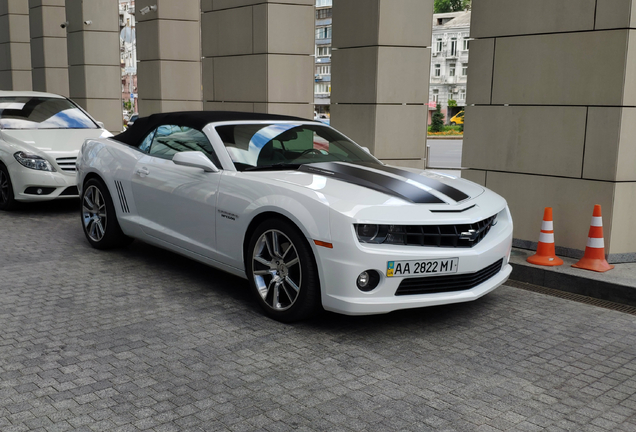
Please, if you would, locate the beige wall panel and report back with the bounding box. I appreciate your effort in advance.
[1,0,30,15]
[28,4,66,38]
[330,104,377,151]
[377,0,433,47]
[492,31,629,106]
[64,0,118,33]
[136,0,200,22]
[202,57,213,102]
[137,60,160,101]
[462,169,486,187]
[201,7,252,58]
[623,30,636,106]
[68,65,120,99]
[330,47,377,104]
[267,55,313,103]
[65,30,83,66]
[213,55,267,102]
[374,105,427,160]
[253,102,313,119]
[137,20,200,62]
[0,14,31,42]
[0,44,9,70]
[6,42,31,69]
[609,182,636,254]
[616,108,636,181]
[463,106,587,178]
[382,159,425,170]
[471,0,595,38]
[595,0,634,29]
[465,38,494,105]
[30,36,67,68]
[332,0,379,49]
[204,101,254,112]
[583,107,621,181]
[263,4,314,55]
[212,0,313,11]
[158,61,201,101]
[140,99,203,116]
[29,0,65,7]
[9,70,31,90]
[485,171,615,253]
[0,71,12,89]
[67,31,118,66]
[376,47,430,104]
[73,97,122,132]
[31,66,68,95]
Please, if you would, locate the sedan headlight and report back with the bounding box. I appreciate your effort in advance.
[355,224,388,244]
[14,151,55,172]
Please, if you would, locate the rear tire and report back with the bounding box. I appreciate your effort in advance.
[246,219,321,322]
[81,177,132,249]
[0,163,17,211]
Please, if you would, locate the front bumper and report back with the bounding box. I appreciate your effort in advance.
[7,162,78,202]
[315,206,514,315]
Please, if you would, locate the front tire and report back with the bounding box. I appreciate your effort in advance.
[81,177,132,249]
[0,163,17,211]
[247,219,321,322]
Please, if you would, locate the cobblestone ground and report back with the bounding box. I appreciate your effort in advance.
[2,201,636,432]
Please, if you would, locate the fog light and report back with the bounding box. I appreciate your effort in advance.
[356,270,380,292]
[357,271,370,288]
[37,188,43,195]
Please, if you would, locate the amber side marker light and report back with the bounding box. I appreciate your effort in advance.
[314,240,333,249]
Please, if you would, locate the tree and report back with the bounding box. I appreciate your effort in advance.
[434,0,470,13]
[448,99,457,108]
[430,103,445,133]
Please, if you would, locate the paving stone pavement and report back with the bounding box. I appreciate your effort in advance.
[2,201,636,432]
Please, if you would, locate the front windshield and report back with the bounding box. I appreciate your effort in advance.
[215,123,380,171]
[0,97,98,130]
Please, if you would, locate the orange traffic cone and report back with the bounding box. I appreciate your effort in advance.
[572,205,614,272]
[527,207,563,266]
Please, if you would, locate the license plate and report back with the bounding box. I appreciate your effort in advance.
[387,258,459,277]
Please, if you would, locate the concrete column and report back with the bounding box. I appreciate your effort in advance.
[331,0,433,169]
[201,0,314,119]
[29,0,69,95]
[136,0,202,116]
[463,0,636,263]
[0,0,32,90]
[64,0,121,131]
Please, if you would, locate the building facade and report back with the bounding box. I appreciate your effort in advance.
[119,0,137,116]
[428,11,470,124]
[314,0,332,117]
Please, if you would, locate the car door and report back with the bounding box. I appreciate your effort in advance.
[131,125,222,258]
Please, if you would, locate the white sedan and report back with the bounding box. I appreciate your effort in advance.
[76,112,513,322]
[0,91,111,210]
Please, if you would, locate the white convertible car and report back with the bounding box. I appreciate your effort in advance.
[76,111,513,322]
[0,91,111,209]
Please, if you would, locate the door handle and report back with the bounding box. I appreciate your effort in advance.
[135,167,150,176]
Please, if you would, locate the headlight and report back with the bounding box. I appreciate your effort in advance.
[14,151,55,172]
[355,224,388,243]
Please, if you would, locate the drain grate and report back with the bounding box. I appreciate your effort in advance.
[506,280,636,316]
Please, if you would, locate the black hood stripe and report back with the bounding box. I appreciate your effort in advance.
[357,162,470,202]
[298,162,445,204]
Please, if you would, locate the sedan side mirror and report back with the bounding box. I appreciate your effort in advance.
[173,151,219,172]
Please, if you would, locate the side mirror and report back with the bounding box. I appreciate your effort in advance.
[173,151,219,173]
[361,146,371,154]
[96,121,105,128]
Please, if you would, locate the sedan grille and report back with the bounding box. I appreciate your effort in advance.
[395,259,504,296]
[386,215,497,248]
[56,157,77,172]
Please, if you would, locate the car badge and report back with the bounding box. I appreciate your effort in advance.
[459,229,479,242]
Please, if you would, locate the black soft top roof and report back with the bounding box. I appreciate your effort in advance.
[113,111,310,146]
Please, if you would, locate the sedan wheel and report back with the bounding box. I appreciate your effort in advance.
[0,164,16,211]
[80,178,132,249]
[248,219,321,322]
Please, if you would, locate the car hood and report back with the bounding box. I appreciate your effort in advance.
[1,129,111,155]
[248,162,489,220]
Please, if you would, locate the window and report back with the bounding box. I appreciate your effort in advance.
[317,46,331,57]
[434,64,441,77]
[436,38,443,53]
[0,97,97,130]
[450,38,457,56]
[449,63,456,77]
[316,8,332,19]
[315,83,330,94]
[462,65,468,76]
[459,89,466,101]
[463,39,469,51]
[147,125,221,166]
[315,26,332,40]
[432,89,439,102]
[316,0,332,6]
[316,65,331,75]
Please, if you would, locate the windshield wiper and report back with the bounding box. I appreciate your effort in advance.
[243,163,302,172]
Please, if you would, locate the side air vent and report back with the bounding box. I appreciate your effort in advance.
[114,181,130,213]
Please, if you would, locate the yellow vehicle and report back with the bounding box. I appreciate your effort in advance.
[450,110,464,125]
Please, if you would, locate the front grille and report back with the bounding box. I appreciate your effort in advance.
[386,215,497,248]
[56,157,77,172]
[395,259,504,296]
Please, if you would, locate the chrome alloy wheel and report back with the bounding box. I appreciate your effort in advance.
[82,185,107,242]
[0,169,9,205]
[252,229,302,311]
